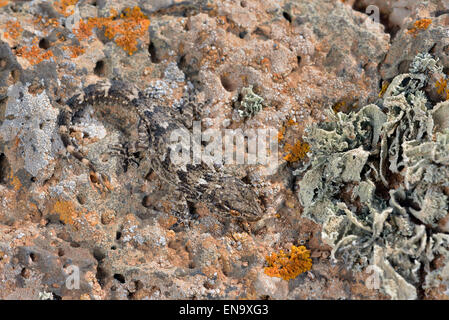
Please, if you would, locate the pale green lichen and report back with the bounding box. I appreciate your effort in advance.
[409,52,443,75]
[236,85,264,118]
[295,53,449,300]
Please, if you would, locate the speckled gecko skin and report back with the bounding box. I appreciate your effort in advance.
[58,80,263,224]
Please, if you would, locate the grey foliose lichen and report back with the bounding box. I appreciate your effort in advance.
[295,53,449,300]
[236,85,264,118]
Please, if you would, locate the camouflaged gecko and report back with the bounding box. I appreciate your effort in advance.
[58,80,263,225]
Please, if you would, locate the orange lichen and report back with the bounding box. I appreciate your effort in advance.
[378,81,389,98]
[407,18,432,36]
[73,19,93,41]
[264,245,312,281]
[278,118,298,143]
[333,101,346,113]
[283,140,310,162]
[33,16,60,29]
[3,20,23,40]
[75,6,150,55]
[278,119,308,162]
[113,7,151,55]
[11,175,21,191]
[0,0,8,8]
[435,77,449,100]
[16,42,54,65]
[277,126,286,143]
[63,45,85,58]
[54,0,78,17]
[436,77,447,95]
[259,57,271,71]
[52,200,81,226]
[3,168,22,191]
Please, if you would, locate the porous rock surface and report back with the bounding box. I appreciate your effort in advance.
[0,0,446,299]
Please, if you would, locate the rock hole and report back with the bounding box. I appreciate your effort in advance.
[93,248,106,262]
[96,266,109,287]
[29,252,37,262]
[135,280,143,290]
[220,74,238,92]
[142,195,152,208]
[428,43,438,55]
[282,11,292,23]
[57,248,65,257]
[21,267,30,278]
[187,201,198,219]
[0,154,10,185]
[89,172,99,184]
[294,55,302,71]
[113,273,126,283]
[148,41,161,63]
[94,60,106,77]
[241,175,252,185]
[240,1,247,7]
[39,38,51,50]
[177,54,187,70]
[76,194,86,205]
[115,231,122,240]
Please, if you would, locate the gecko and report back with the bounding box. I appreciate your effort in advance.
[58,80,263,225]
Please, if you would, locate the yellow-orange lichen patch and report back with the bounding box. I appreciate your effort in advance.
[11,175,21,191]
[277,126,286,143]
[379,81,389,98]
[15,38,54,65]
[283,140,310,162]
[54,0,78,17]
[407,18,432,36]
[435,77,449,100]
[62,45,85,58]
[2,167,22,191]
[333,101,346,113]
[0,0,9,8]
[3,20,23,40]
[278,119,309,163]
[52,200,81,226]
[73,19,93,41]
[75,7,150,55]
[33,15,60,30]
[264,245,312,281]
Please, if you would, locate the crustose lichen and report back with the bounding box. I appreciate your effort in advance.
[264,245,312,281]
